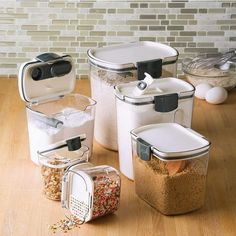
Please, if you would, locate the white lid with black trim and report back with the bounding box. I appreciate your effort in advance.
[131,123,211,161]
[87,41,179,80]
[18,53,76,104]
[38,134,89,168]
[115,77,195,113]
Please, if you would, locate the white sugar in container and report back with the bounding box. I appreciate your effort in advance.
[115,77,195,180]
[18,53,96,164]
[87,41,179,151]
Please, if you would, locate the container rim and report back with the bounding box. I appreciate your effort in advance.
[87,41,179,71]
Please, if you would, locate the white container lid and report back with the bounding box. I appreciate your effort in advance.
[18,53,76,104]
[131,123,210,161]
[87,41,178,71]
[115,77,195,104]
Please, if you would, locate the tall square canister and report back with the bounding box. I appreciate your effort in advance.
[18,53,96,165]
[87,41,179,151]
[115,77,195,180]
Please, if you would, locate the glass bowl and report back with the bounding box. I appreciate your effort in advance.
[182,57,236,90]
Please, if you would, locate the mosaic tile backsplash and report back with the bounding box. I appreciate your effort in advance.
[0,0,235,78]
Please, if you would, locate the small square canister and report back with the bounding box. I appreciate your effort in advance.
[38,135,89,201]
[131,123,211,215]
[61,164,121,222]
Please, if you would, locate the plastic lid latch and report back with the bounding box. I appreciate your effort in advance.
[137,138,152,161]
[137,58,162,80]
[66,137,82,151]
[154,93,178,112]
[31,53,72,81]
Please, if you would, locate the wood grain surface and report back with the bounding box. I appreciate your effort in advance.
[0,78,235,236]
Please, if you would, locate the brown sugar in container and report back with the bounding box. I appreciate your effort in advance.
[131,123,211,215]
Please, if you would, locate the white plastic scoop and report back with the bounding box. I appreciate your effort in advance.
[133,72,163,96]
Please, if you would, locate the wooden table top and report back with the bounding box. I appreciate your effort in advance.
[0,78,235,236]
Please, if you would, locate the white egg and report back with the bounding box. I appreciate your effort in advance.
[195,83,213,99]
[205,87,228,104]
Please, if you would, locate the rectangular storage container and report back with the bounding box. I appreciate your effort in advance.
[87,41,179,150]
[131,123,211,215]
[18,53,96,164]
[61,164,121,222]
[115,77,195,180]
[38,135,89,201]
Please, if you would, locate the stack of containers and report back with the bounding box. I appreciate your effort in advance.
[87,41,211,215]
[87,41,179,151]
[18,53,96,165]
[114,77,195,179]
[18,53,121,219]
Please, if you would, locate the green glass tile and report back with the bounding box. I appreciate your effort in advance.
[177,15,194,20]
[90,31,106,36]
[149,26,166,31]
[158,15,166,19]
[80,42,98,47]
[167,37,175,42]
[140,3,148,8]
[140,26,148,31]
[161,20,169,25]
[180,31,196,36]
[140,15,156,20]
[117,31,133,36]
[168,3,185,8]
[89,9,106,14]
[229,37,236,41]
[199,9,208,14]
[150,3,166,8]
[222,3,230,7]
[209,9,225,14]
[78,3,93,8]
[117,9,133,14]
[108,9,116,14]
[139,37,155,41]
[181,9,197,14]
[207,31,225,36]
[170,43,187,48]
[130,3,138,8]
[77,25,94,30]
[167,26,184,30]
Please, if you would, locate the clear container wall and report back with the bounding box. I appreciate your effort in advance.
[26,94,96,164]
[38,146,89,201]
[89,64,136,150]
[84,165,121,220]
[116,96,194,180]
[132,139,209,215]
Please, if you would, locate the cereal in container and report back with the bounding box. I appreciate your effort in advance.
[61,164,121,222]
[38,135,89,201]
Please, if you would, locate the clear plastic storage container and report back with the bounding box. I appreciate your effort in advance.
[131,123,211,215]
[87,41,179,150]
[18,53,96,164]
[115,77,195,180]
[38,135,89,201]
[61,164,121,222]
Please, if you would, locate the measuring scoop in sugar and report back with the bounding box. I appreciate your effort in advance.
[133,72,163,96]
